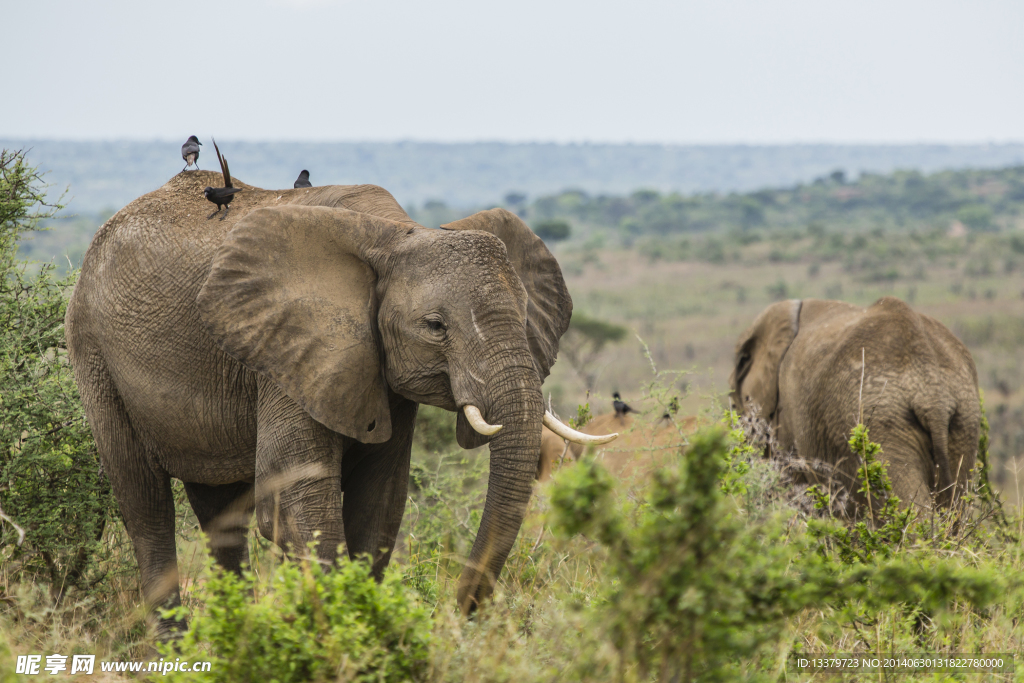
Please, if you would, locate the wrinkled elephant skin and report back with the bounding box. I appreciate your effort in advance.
[65,172,573,633]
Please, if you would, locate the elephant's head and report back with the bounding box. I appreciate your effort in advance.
[195,197,609,613]
[729,299,802,420]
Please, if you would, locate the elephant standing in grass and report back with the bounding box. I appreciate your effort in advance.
[729,297,981,510]
[65,172,613,634]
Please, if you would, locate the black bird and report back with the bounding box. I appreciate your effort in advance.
[181,135,202,171]
[294,170,312,188]
[612,392,636,418]
[203,138,242,220]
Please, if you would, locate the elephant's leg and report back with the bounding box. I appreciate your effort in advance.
[342,395,418,577]
[76,358,182,636]
[183,481,255,574]
[254,377,345,564]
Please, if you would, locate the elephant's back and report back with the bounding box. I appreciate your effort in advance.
[796,297,969,383]
[69,173,242,351]
[66,173,269,467]
[70,174,419,343]
[78,172,256,275]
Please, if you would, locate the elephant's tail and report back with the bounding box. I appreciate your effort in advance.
[915,400,979,506]
[924,411,955,504]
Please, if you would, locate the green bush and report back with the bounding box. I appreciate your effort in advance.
[159,555,432,683]
[0,149,113,597]
[548,425,1005,681]
[806,424,913,564]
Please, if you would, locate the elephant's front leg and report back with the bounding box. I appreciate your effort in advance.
[254,379,346,562]
[342,394,418,576]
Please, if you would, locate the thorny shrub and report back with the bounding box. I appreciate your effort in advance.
[0,149,116,598]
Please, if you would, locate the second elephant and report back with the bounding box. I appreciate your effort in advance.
[730,296,981,510]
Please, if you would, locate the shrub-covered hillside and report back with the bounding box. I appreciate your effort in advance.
[519,166,1024,241]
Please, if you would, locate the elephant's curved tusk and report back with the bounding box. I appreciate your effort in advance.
[543,410,618,445]
[463,405,502,436]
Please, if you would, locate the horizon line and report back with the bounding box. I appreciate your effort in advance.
[4,137,1024,147]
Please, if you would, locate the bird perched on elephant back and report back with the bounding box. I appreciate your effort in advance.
[181,135,202,171]
[729,297,980,511]
[65,172,616,637]
[203,138,242,219]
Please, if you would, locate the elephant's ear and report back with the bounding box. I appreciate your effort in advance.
[730,299,801,421]
[441,208,572,380]
[197,205,402,443]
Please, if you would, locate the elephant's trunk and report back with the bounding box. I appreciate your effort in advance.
[456,355,543,615]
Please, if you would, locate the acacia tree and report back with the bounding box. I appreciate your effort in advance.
[0,149,113,597]
[533,219,572,243]
[559,312,628,392]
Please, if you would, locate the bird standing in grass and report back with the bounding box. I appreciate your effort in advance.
[181,135,202,171]
[612,392,636,418]
[294,170,312,188]
[203,138,242,220]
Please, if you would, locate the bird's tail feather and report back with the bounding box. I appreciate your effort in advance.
[212,137,232,188]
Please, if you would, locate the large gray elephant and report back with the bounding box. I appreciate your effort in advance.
[729,297,981,510]
[65,171,613,633]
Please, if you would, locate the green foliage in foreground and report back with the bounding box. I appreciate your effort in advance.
[0,149,112,597]
[806,424,913,565]
[159,555,432,683]
[1,393,1021,681]
[548,428,1005,682]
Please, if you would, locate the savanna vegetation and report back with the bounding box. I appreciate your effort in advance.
[2,149,1023,680]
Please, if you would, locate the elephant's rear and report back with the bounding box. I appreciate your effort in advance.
[66,178,258,468]
[909,311,981,505]
[867,298,980,506]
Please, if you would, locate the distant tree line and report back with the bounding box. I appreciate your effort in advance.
[498,166,1024,242]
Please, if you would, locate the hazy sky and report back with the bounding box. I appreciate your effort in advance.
[5,0,1022,143]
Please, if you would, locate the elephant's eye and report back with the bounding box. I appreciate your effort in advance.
[426,318,446,334]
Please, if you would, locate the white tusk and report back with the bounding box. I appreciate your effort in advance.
[543,410,618,445]
[463,405,502,435]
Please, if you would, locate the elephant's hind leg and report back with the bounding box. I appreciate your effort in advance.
[73,354,182,638]
[183,481,255,575]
